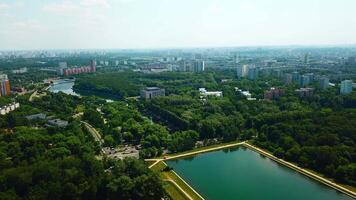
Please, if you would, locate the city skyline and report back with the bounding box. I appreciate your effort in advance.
[1,0,356,50]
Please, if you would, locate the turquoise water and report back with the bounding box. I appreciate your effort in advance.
[166,147,354,200]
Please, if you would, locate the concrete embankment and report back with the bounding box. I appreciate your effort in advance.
[164,141,246,161]
[244,143,356,199]
[161,161,205,200]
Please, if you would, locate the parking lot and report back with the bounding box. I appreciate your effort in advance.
[103,146,140,160]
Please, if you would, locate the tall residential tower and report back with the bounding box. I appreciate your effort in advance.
[0,74,11,96]
[340,80,353,94]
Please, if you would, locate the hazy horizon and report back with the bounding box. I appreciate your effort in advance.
[3,44,356,52]
[1,0,356,50]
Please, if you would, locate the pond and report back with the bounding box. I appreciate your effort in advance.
[166,147,354,200]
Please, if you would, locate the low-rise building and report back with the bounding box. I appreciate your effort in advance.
[199,88,223,97]
[47,119,68,127]
[0,102,20,115]
[235,87,256,101]
[59,60,96,76]
[12,67,28,74]
[140,87,165,99]
[264,88,285,100]
[26,113,47,120]
[295,88,314,98]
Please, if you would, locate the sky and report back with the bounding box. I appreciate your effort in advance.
[0,0,356,50]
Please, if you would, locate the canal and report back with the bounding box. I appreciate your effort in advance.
[166,147,354,200]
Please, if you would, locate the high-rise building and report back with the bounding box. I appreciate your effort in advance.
[193,61,205,72]
[90,59,97,72]
[194,54,203,60]
[237,64,249,78]
[59,62,67,69]
[177,61,187,72]
[284,73,293,85]
[319,77,329,90]
[248,67,259,80]
[292,72,300,83]
[273,69,281,78]
[305,73,315,82]
[346,57,356,65]
[340,80,353,94]
[0,74,11,96]
[300,75,310,87]
[58,62,68,75]
[304,53,309,64]
[233,54,240,64]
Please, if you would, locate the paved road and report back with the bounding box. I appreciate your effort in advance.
[146,141,246,165]
[29,90,38,102]
[163,179,194,200]
[81,121,104,145]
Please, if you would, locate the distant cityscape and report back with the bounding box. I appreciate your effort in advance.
[1,47,355,98]
[0,47,355,200]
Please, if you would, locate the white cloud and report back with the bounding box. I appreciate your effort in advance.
[81,0,110,8]
[0,3,10,10]
[42,1,78,15]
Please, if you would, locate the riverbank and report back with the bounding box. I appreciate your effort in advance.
[72,88,122,100]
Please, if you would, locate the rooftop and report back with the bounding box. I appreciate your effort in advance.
[145,87,162,91]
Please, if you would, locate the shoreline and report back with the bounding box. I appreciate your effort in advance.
[164,141,245,161]
[243,143,356,199]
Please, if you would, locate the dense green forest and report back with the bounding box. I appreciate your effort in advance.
[0,124,164,200]
[73,71,222,99]
[0,93,166,200]
[98,102,199,158]
[74,70,356,187]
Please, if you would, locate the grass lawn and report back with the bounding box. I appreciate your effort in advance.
[145,160,156,167]
[163,181,189,200]
[151,161,204,200]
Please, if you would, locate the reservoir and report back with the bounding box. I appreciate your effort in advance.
[166,147,354,200]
